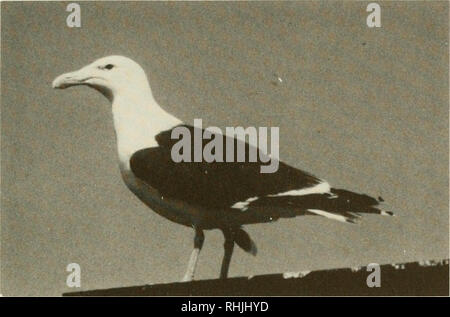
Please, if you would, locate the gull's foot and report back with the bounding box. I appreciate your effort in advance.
[182,274,193,282]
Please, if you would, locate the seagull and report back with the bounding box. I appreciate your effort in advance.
[53,56,393,282]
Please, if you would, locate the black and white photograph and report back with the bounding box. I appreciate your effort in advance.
[0,0,448,299]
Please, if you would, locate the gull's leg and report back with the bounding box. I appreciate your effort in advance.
[182,227,204,282]
[219,229,235,279]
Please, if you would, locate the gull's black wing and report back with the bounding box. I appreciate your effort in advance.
[129,125,321,210]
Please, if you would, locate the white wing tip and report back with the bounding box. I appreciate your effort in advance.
[307,209,353,223]
[380,210,394,216]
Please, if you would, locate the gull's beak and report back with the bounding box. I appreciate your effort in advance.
[52,66,94,89]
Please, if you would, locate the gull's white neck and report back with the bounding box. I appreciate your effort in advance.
[111,88,182,171]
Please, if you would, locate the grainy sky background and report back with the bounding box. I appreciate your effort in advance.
[1,1,448,296]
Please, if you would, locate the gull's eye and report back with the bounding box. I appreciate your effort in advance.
[104,64,114,70]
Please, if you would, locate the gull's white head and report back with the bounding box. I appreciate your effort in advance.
[52,55,150,101]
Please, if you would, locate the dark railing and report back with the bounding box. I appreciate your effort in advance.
[64,259,449,296]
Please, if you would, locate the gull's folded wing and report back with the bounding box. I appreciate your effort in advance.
[129,125,322,210]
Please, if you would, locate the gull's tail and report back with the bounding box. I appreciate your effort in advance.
[304,188,394,224]
[234,187,394,225]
